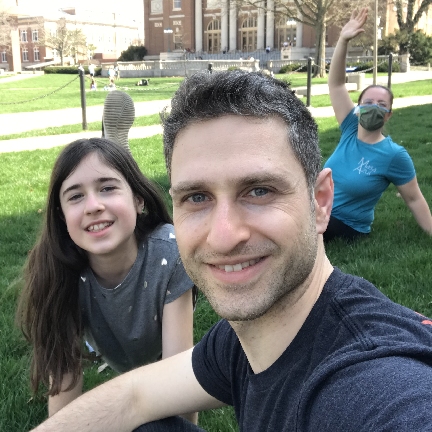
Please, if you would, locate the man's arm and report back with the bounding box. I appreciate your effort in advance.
[32,349,224,432]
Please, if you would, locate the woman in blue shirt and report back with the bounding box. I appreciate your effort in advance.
[324,8,432,242]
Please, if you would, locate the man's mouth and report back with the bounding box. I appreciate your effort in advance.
[87,222,113,232]
[217,258,262,273]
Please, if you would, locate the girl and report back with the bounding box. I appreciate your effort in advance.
[324,8,432,242]
[17,138,195,417]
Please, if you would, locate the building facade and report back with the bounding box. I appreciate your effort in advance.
[1,6,141,71]
[143,0,432,57]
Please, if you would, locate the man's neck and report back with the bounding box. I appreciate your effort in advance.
[229,243,333,374]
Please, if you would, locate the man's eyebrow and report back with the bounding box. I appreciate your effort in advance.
[61,177,121,197]
[171,173,291,195]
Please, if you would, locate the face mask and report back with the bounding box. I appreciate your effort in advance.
[355,104,390,132]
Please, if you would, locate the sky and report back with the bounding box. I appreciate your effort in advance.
[15,0,143,20]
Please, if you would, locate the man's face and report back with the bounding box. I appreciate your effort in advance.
[170,115,318,322]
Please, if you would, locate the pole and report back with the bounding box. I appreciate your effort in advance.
[78,67,88,130]
[387,53,393,89]
[373,0,378,85]
[306,57,312,107]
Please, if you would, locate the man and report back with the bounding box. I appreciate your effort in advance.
[33,71,432,432]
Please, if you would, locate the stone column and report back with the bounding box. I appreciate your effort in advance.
[257,1,265,50]
[295,19,302,47]
[221,0,229,53]
[195,0,203,52]
[229,2,237,52]
[10,28,21,72]
[266,0,274,49]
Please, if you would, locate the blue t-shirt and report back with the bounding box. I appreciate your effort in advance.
[192,268,432,431]
[324,109,415,233]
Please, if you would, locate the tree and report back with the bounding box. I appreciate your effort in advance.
[38,18,87,66]
[233,0,368,77]
[0,2,15,52]
[379,29,432,64]
[118,45,147,61]
[392,0,432,53]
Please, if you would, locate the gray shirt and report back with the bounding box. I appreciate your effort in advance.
[79,224,193,373]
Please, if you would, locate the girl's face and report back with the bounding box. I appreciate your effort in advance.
[59,153,144,261]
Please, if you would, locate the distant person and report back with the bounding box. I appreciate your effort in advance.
[108,66,115,83]
[90,77,97,91]
[88,63,95,77]
[114,64,120,80]
[18,138,195,420]
[324,8,432,242]
[266,45,271,54]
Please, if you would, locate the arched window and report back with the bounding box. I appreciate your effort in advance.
[276,18,297,49]
[206,19,221,53]
[241,15,257,51]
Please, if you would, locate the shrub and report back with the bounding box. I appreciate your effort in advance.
[227,66,240,71]
[118,45,148,61]
[279,63,307,73]
[44,66,102,75]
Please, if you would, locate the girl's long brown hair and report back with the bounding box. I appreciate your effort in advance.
[17,138,172,396]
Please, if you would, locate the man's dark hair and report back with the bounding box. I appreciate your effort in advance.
[162,70,321,190]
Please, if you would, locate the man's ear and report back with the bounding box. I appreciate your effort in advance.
[314,168,334,234]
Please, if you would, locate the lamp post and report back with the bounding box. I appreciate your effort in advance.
[164,28,173,52]
[373,0,378,85]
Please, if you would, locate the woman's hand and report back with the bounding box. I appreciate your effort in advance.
[340,8,368,42]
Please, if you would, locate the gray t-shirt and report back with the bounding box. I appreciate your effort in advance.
[79,224,193,373]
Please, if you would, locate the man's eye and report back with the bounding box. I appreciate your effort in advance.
[187,193,208,203]
[249,188,269,197]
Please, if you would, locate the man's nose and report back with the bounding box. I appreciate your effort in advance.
[206,201,251,253]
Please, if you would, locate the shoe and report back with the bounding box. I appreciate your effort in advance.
[102,91,135,151]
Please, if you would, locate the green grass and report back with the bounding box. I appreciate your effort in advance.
[0,94,432,430]
[0,75,182,114]
[0,114,161,140]
[305,79,432,107]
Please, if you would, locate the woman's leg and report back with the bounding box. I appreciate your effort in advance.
[324,216,368,243]
[133,416,206,431]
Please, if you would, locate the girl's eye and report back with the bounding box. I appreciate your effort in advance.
[186,193,208,203]
[101,186,116,192]
[249,188,269,197]
[68,193,82,201]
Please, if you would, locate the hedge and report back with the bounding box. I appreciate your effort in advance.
[279,63,308,74]
[44,66,102,75]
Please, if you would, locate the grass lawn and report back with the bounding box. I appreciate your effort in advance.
[1,102,432,430]
[0,74,182,114]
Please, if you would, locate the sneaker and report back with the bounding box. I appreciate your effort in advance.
[102,91,135,151]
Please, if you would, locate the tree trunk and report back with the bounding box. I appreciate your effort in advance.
[313,19,326,78]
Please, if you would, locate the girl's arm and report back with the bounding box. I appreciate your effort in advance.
[48,371,83,417]
[397,177,432,235]
[329,8,368,125]
[161,288,197,424]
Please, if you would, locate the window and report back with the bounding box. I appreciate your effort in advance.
[206,19,221,53]
[276,18,297,48]
[1,51,6,62]
[241,17,258,51]
[21,30,27,42]
[34,47,40,61]
[22,48,28,62]
[173,0,181,9]
[32,29,38,42]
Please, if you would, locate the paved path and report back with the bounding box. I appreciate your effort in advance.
[0,71,431,154]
